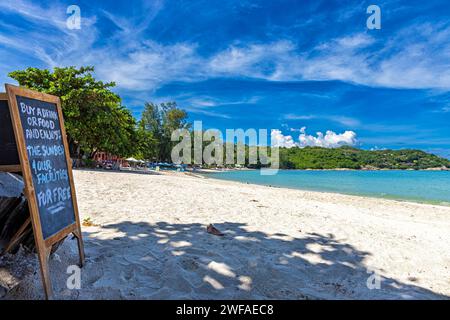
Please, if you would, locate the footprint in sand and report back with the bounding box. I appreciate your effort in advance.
[180,257,200,271]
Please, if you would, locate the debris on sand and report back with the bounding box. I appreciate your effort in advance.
[206,224,224,236]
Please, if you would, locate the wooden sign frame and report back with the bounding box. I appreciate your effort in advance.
[0,93,21,173]
[5,84,85,299]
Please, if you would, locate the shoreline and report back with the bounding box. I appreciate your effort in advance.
[74,167,450,207]
[195,167,450,172]
[201,170,450,208]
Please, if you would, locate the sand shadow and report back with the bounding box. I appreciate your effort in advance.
[61,220,450,300]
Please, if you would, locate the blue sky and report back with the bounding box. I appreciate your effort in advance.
[0,0,450,157]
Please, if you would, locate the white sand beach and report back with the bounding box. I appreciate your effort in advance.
[3,169,450,299]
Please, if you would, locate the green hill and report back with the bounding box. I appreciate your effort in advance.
[278,146,450,170]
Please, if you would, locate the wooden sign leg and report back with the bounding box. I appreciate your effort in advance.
[4,217,31,253]
[73,230,85,267]
[37,247,53,300]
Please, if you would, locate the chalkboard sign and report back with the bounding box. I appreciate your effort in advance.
[0,95,20,170]
[15,95,76,239]
[5,84,84,299]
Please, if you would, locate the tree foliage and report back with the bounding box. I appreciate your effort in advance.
[137,102,190,161]
[278,146,450,170]
[9,66,137,158]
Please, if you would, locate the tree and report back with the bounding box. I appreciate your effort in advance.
[9,66,137,158]
[139,102,190,161]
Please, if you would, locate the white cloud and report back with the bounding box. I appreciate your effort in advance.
[0,0,98,75]
[183,107,232,119]
[190,99,218,107]
[205,26,450,90]
[271,127,358,148]
[271,129,296,148]
[336,33,375,48]
[95,41,204,90]
[284,114,361,127]
[205,25,450,90]
[304,26,450,89]
[0,0,68,31]
[298,127,358,148]
[208,40,296,80]
[284,114,315,120]
[188,96,260,108]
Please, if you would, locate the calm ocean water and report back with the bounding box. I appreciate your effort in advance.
[209,170,450,205]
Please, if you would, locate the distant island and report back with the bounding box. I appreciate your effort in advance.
[277,146,450,170]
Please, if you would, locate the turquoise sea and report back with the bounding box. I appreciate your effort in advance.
[209,170,450,205]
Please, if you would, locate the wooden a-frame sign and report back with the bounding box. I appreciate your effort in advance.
[4,84,85,299]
